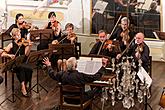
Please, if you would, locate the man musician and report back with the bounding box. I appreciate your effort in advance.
[89,30,117,58]
[117,32,150,72]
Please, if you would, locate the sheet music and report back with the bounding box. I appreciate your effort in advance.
[93,0,108,14]
[136,0,152,10]
[77,57,102,75]
[137,67,152,88]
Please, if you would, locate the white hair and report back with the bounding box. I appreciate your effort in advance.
[66,57,77,70]
[121,17,130,25]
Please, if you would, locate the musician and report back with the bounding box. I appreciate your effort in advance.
[5,13,28,39]
[117,32,150,72]
[37,12,62,50]
[45,11,61,40]
[110,17,136,52]
[51,23,77,71]
[1,28,33,97]
[52,23,77,44]
[43,56,108,104]
[128,32,150,72]
[89,30,117,58]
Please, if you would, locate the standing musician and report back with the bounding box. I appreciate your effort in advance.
[117,32,150,72]
[5,13,29,39]
[89,30,117,58]
[110,17,136,52]
[1,28,33,97]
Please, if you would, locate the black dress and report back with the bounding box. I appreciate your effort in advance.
[10,41,33,84]
[37,21,61,50]
[5,24,28,38]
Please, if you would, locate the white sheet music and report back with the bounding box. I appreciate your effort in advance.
[137,67,152,88]
[93,0,108,14]
[136,0,152,10]
[77,57,102,75]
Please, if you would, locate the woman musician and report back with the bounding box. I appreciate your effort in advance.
[37,11,62,50]
[1,28,33,97]
[110,17,136,52]
[51,23,77,71]
[5,13,29,39]
[52,23,77,44]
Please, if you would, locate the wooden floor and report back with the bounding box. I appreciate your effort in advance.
[0,61,165,110]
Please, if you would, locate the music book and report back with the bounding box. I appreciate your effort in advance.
[93,0,108,14]
[76,56,102,75]
[137,67,152,88]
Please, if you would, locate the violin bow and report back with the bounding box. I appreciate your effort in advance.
[97,15,122,55]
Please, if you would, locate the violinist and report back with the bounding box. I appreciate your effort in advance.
[52,23,77,44]
[1,28,33,97]
[52,23,77,71]
[89,30,116,58]
[116,32,150,72]
[37,12,62,50]
[110,17,136,52]
[45,11,61,40]
[5,13,28,39]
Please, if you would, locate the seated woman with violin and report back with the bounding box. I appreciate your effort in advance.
[52,23,77,71]
[37,11,62,50]
[1,28,33,97]
[5,13,29,39]
[89,30,117,58]
[110,17,136,52]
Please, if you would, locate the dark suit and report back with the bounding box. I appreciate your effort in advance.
[47,66,106,104]
[128,42,150,72]
[89,40,117,58]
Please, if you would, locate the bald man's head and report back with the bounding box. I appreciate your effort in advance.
[135,32,144,44]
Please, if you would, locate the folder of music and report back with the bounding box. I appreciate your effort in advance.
[76,56,102,75]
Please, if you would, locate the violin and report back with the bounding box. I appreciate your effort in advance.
[67,33,77,41]
[135,43,144,53]
[17,38,31,46]
[103,40,113,49]
[120,29,130,45]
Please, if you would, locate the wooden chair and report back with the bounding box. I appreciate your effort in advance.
[59,83,93,110]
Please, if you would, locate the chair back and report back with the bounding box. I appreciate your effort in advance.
[59,83,92,110]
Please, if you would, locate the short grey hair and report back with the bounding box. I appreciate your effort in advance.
[66,57,77,70]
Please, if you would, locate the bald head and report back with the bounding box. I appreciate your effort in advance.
[135,32,144,44]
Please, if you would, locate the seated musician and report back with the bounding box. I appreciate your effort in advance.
[52,23,77,71]
[52,23,77,44]
[43,56,108,104]
[1,28,33,97]
[110,17,136,52]
[117,32,150,72]
[89,30,117,58]
[37,11,62,50]
[5,13,29,39]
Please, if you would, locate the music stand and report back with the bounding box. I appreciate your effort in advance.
[0,55,25,105]
[49,44,76,71]
[27,49,53,96]
[30,29,54,50]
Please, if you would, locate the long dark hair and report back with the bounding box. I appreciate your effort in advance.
[15,13,23,24]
